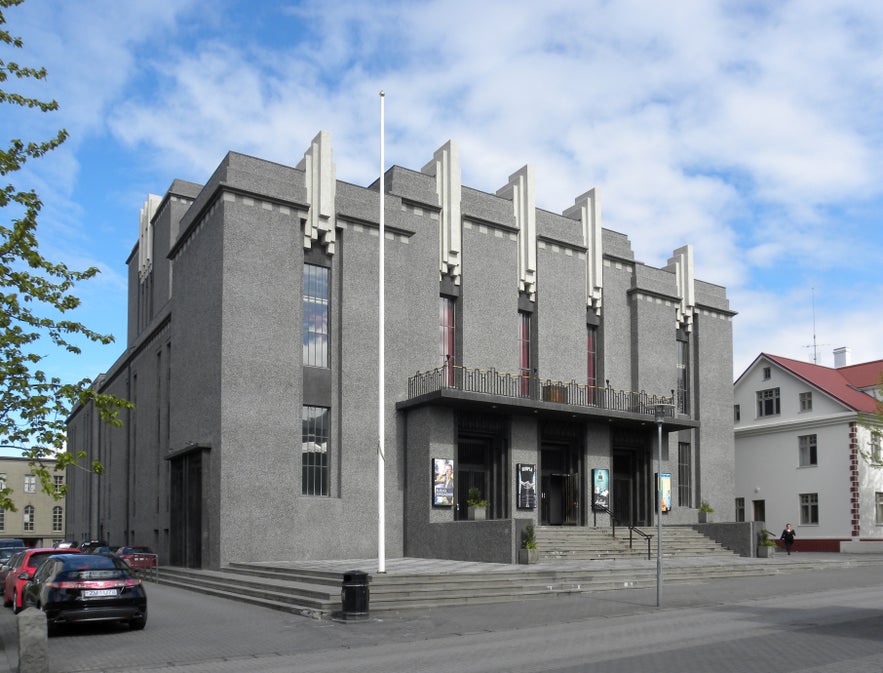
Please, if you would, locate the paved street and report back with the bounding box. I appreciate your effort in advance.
[1,559,882,673]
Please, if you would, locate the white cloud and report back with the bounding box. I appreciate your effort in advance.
[6,0,883,385]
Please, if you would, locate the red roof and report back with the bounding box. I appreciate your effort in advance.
[762,354,882,413]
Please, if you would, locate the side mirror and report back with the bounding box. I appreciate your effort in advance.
[17,572,29,581]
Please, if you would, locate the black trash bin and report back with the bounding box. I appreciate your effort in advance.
[341,570,369,620]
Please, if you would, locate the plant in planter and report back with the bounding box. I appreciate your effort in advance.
[518,523,539,564]
[466,487,488,520]
[698,500,714,523]
[757,528,776,558]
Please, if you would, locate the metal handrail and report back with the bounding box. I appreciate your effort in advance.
[408,364,675,419]
[629,526,654,560]
[592,505,616,538]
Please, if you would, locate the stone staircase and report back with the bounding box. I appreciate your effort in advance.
[147,526,798,620]
[534,525,737,562]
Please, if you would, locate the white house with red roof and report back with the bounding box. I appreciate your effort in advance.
[734,348,883,552]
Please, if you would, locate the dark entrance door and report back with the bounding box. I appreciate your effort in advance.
[612,446,650,527]
[170,450,203,568]
[540,442,581,525]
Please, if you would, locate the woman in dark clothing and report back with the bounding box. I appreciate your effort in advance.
[781,523,796,555]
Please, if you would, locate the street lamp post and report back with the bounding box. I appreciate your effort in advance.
[654,403,673,608]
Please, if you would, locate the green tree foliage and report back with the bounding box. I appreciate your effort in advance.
[0,0,130,510]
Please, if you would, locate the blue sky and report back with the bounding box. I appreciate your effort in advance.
[4,0,883,390]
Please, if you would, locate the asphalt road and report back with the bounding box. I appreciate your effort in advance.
[2,561,882,673]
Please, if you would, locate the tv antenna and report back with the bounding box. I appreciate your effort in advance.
[803,287,828,364]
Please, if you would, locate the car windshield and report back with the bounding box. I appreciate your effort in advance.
[60,555,128,573]
[25,552,58,569]
[60,569,128,581]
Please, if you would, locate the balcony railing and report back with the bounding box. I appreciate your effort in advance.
[407,364,675,418]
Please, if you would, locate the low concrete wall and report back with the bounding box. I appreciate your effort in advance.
[694,521,760,557]
[408,519,515,563]
[840,540,883,553]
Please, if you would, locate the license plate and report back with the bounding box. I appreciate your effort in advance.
[83,589,117,598]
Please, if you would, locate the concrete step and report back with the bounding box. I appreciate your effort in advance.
[148,554,825,619]
[533,525,738,561]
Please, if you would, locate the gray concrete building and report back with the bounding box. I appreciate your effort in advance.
[66,132,735,569]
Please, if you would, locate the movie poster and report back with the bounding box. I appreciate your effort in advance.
[592,468,610,511]
[516,463,536,509]
[433,458,454,506]
[657,472,672,513]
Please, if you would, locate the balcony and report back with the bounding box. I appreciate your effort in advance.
[405,364,678,421]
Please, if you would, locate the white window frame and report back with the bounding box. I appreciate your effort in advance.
[798,434,818,467]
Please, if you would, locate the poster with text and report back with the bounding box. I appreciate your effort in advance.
[592,468,610,511]
[433,458,454,506]
[657,472,672,513]
[516,463,537,509]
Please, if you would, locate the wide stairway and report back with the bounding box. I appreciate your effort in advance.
[148,526,841,619]
[535,525,738,562]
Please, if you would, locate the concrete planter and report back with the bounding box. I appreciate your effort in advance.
[518,548,539,564]
[698,511,714,524]
[468,506,486,521]
[757,545,776,558]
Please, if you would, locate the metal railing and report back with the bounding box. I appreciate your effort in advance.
[629,527,654,560]
[408,364,675,419]
[592,505,617,538]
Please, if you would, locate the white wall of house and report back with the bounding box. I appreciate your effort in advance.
[735,356,883,543]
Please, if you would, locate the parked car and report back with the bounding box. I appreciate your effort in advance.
[115,546,158,570]
[54,541,79,549]
[22,553,147,634]
[0,538,25,548]
[0,550,24,595]
[79,540,109,553]
[4,548,81,613]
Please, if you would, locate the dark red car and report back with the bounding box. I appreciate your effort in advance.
[115,546,157,571]
[4,548,81,613]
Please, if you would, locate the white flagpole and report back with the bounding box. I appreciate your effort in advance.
[378,90,386,574]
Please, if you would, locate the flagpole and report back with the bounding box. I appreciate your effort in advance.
[378,90,386,574]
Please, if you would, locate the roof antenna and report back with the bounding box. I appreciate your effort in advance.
[803,287,828,364]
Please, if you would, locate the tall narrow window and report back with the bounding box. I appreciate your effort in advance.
[799,392,812,412]
[876,492,883,525]
[799,493,819,524]
[302,406,329,496]
[677,442,692,507]
[0,508,4,531]
[798,434,818,466]
[23,505,34,532]
[735,497,745,522]
[676,339,689,414]
[587,325,598,389]
[52,506,63,532]
[24,474,36,494]
[303,264,329,367]
[518,311,531,397]
[439,296,456,385]
[53,476,64,494]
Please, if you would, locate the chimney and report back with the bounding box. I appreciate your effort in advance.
[833,347,852,368]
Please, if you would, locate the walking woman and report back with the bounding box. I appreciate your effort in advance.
[780,523,796,555]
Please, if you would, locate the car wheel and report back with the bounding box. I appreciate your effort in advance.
[12,590,21,614]
[129,616,147,631]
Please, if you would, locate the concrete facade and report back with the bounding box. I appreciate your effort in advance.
[66,133,735,569]
[734,352,883,550]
